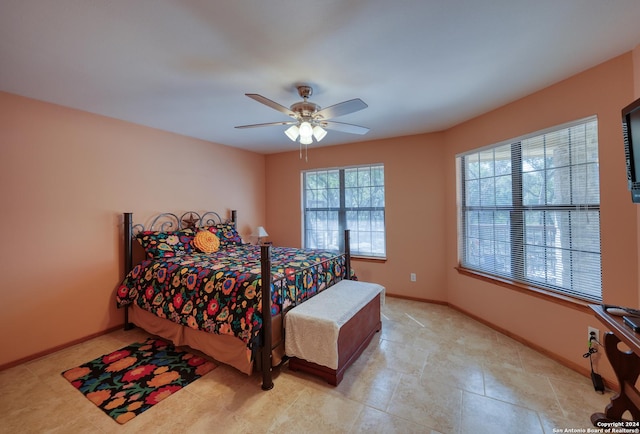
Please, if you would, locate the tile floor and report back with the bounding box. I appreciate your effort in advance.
[0,297,613,433]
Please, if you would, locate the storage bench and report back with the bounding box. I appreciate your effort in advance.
[285,280,384,386]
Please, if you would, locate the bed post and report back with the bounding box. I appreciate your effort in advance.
[124,213,133,273]
[231,209,237,227]
[123,213,134,330]
[344,229,351,281]
[260,244,274,390]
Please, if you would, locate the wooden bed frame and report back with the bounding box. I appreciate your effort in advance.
[121,210,352,390]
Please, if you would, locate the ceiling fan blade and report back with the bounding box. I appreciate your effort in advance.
[235,121,297,129]
[321,121,370,135]
[245,94,295,117]
[314,98,368,120]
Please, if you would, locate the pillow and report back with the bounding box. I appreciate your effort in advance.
[202,223,243,247]
[136,228,196,259]
[193,230,220,253]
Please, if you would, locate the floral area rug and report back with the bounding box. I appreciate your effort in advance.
[61,338,216,424]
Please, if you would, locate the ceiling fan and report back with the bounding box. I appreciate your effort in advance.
[235,85,369,146]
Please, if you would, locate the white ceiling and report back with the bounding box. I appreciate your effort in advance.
[2,0,640,154]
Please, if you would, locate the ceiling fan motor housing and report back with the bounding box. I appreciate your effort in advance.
[290,101,320,118]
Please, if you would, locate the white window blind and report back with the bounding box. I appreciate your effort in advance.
[303,164,386,258]
[456,117,602,302]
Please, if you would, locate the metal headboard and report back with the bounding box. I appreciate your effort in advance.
[131,210,235,234]
[124,210,237,274]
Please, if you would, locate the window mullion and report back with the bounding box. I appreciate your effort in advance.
[302,174,310,249]
[568,128,574,292]
[460,156,468,263]
[511,143,524,281]
[338,169,346,252]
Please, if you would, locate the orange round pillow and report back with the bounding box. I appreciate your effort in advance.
[193,230,220,253]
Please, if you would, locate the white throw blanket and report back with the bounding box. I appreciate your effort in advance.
[285,280,384,370]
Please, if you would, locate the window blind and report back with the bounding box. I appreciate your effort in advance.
[457,117,601,302]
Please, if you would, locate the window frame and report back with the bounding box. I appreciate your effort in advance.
[456,116,602,303]
[302,164,386,259]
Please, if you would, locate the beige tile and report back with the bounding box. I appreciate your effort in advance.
[474,338,526,372]
[386,373,463,433]
[350,405,434,433]
[0,365,42,411]
[518,344,592,383]
[483,363,564,415]
[0,297,616,434]
[494,330,529,350]
[423,348,485,395]
[365,338,430,377]
[1,377,104,434]
[380,315,418,343]
[538,411,598,434]
[267,387,363,433]
[332,362,402,411]
[548,375,614,424]
[183,363,253,409]
[188,408,270,434]
[460,391,545,434]
[219,370,307,431]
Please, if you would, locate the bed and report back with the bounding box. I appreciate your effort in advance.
[116,210,352,390]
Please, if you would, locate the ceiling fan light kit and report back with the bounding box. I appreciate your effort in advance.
[298,121,313,138]
[235,84,369,159]
[284,124,299,141]
[312,125,327,141]
[299,134,313,145]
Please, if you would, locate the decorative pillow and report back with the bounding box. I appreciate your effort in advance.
[136,229,196,259]
[202,223,243,247]
[193,230,220,253]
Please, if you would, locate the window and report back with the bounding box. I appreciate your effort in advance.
[456,117,601,302]
[303,164,385,258]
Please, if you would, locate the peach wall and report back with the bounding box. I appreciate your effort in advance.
[265,134,447,301]
[443,53,637,382]
[266,52,639,385]
[0,92,265,367]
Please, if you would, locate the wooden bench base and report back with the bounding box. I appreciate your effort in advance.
[288,292,382,386]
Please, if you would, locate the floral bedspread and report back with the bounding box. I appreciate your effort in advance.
[116,245,348,347]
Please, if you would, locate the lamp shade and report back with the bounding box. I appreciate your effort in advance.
[313,125,327,141]
[256,226,269,237]
[284,125,299,141]
[299,121,313,138]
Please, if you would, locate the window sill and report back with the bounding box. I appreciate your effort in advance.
[455,266,594,314]
[352,255,387,263]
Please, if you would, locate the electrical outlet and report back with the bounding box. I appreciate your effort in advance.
[588,326,599,343]
[410,273,416,282]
